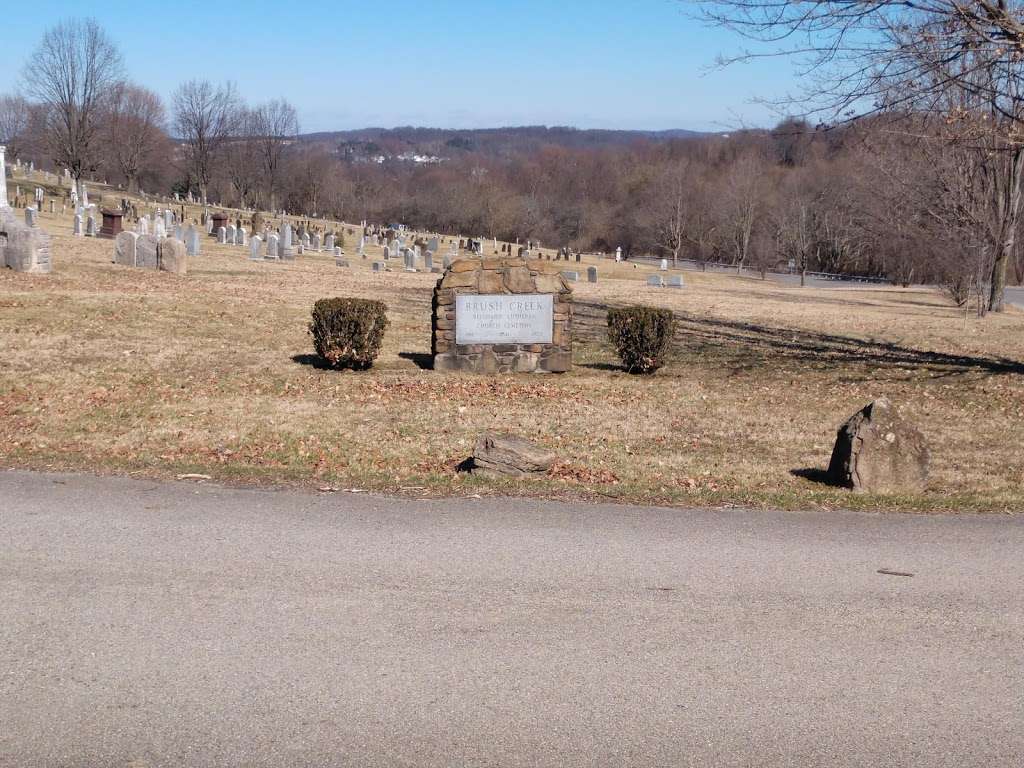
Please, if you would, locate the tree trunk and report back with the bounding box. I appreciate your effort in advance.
[988,146,1024,313]
[989,243,1009,312]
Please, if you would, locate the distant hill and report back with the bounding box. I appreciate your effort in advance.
[297,125,717,162]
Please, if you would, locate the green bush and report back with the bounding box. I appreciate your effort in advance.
[309,298,389,370]
[606,305,676,374]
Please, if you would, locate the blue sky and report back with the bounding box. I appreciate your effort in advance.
[0,0,797,132]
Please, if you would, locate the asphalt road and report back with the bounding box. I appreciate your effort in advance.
[1006,286,1024,309]
[2,470,1022,767]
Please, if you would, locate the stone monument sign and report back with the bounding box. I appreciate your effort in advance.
[432,257,572,373]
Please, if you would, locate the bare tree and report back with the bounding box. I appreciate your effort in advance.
[222,108,261,208]
[695,0,1024,310]
[251,98,298,212]
[172,80,241,204]
[0,95,32,159]
[722,152,766,273]
[22,18,123,194]
[102,82,165,194]
[646,159,691,265]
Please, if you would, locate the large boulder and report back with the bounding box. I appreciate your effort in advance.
[827,398,929,494]
[470,433,555,477]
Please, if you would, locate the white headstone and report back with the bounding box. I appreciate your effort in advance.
[217,226,226,244]
[0,145,8,209]
[249,235,263,260]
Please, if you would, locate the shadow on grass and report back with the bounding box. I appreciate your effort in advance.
[291,353,333,370]
[573,299,1024,377]
[578,361,625,373]
[399,352,434,370]
[791,467,848,489]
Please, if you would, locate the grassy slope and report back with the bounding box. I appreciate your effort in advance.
[2,191,1023,513]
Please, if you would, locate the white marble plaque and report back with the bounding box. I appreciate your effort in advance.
[456,294,553,344]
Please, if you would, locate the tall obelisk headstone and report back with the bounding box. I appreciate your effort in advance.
[0,145,9,209]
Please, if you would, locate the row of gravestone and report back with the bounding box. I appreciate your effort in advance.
[113,231,187,274]
[647,274,684,288]
[246,234,342,262]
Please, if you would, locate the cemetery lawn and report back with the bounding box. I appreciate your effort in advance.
[2,210,1024,513]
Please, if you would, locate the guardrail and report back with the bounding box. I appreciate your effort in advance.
[621,254,890,285]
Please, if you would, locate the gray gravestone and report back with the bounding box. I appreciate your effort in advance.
[587,266,598,283]
[114,231,138,267]
[250,235,263,260]
[647,274,663,287]
[281,224,294,259]
[667,275,684,289]
[186,226,201,256]
[136,234,159,269]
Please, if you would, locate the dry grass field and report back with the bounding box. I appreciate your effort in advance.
[2,193,1023,512]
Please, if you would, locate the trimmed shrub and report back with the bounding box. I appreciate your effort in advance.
[606,305,676,374]
[309,298,389,369]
